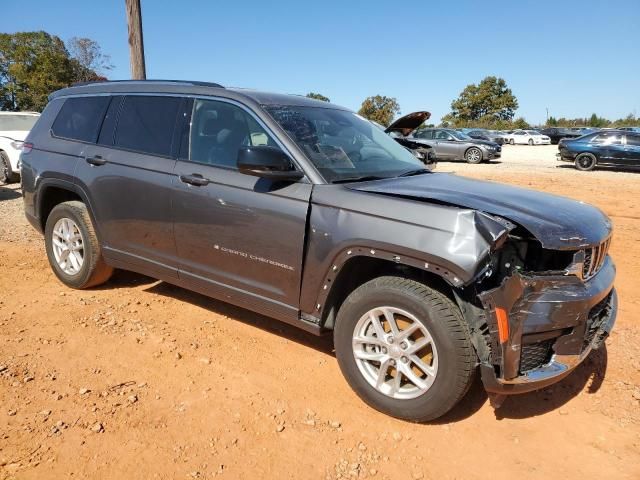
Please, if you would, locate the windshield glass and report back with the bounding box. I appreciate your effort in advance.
[264,105,425,183]
[0,115,38,131]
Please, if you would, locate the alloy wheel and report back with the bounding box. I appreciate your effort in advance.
[51,217,85,275]
[352,306,438,400]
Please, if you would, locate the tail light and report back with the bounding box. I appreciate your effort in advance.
[22,142,33,154]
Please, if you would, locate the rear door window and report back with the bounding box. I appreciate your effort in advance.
[592,133,623,145]
[114,96,181,156]
[51,96,110,143]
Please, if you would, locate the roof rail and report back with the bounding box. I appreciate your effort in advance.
[70,79,224,88]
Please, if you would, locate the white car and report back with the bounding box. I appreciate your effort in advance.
[507,129,551,146]
[0,111,40,184]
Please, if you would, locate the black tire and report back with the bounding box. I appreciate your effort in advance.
[464,147,483,164]
[509,138,514,145]
[575,153,597,171]
[44,201,113,289]
[334,276,476,422]
[528,139,534,146]
[0,151,19,185]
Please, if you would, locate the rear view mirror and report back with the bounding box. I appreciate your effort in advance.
[237,146,304,181]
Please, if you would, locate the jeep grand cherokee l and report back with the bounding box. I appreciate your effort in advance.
[21,80,617,421]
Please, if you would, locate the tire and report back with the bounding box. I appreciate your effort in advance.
[575,153,597,171]
[0,151,19,185]
[44,201,113,289]
[528,139,534,146]
[464,147,483,164]
[334,276,476,422]
[509,139,514,145]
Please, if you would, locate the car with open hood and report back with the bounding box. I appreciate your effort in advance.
[408,128,502,163]
[382,111,436,168]
[21,80,616,421]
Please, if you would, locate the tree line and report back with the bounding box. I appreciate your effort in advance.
[0,31,112,111]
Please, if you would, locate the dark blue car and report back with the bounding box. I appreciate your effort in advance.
[557,130,640,171]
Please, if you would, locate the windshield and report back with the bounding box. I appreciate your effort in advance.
[0,114,38,132]
[264,105,425,183]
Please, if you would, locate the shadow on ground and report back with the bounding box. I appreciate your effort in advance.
[0,185,21,201]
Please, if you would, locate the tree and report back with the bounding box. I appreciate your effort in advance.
[306,92,330,102]
[512,117,530,129]
[443,76,518,127]
[546,116,558,127]
[67,37,113,82]
[358,95,400,127]
[0,32,108,111]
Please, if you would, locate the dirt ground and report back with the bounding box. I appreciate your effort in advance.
[1,144,639,479]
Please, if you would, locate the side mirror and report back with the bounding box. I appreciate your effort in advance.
[237,146,304,181]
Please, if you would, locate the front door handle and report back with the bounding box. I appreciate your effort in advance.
[85,155,107,166]
[179,174,210,186]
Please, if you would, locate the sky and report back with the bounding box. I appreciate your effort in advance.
[3,0,639,124]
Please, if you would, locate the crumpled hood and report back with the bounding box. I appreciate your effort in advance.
[348,173,611,250]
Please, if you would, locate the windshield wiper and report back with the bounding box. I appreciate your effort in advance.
[397,168,430,177]
[331,175,387,184]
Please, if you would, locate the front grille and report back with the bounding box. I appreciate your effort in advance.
[583,292,612,351]
[582,238,611,279]
[519,340,554,373]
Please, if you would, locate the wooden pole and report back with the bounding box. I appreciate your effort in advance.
[125,0,146,79]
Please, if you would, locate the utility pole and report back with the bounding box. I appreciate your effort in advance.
[125,0,146,79]
[546,107,549,124]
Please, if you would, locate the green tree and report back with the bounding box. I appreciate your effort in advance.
[512,117,530,129]
[443,76,518,127]
[0,31,107,111]
[67,37,113,83]
[357,95,400,127]
[305,92,330,102]
[546,116,558,126]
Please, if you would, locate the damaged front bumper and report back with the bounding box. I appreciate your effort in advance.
[478,256,617,394]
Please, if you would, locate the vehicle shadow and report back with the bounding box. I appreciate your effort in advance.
[97,270,609,422]
[557,164,640,174]
[0,185,21,201]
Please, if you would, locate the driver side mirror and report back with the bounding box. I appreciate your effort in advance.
[237,146,304,181]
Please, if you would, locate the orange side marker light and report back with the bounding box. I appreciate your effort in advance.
[495,307,509,344]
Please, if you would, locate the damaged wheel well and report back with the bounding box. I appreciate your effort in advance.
[320,256,456,330]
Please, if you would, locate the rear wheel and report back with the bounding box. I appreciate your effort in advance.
[509,138,515,145]
[575,153,597,171]
[464,147,483,164]
[528,139,534,146]
[334,276,476,422]
[0,151,19,185]
[44,201,113,289]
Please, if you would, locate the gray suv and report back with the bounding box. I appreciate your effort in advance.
[411,128,502,163]
[21,80,617,421]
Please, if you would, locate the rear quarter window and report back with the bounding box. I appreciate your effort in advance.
[114,96,181,157]
[51,96,110,142]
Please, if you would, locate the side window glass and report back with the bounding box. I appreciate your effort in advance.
[189,99,278,168]
[97,96,123,146]
[626,135,640,146]
[592,134,622,145]
[51,96,110,143]
[114,96,181,156]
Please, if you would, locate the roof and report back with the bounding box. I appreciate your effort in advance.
[49,80,349,110]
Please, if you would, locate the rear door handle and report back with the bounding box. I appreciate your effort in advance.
[179,174,210,186]
[85,155,107,166]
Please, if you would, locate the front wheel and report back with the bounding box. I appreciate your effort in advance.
[464,147,483,164]
[0,151,19,185]
[575,153,597,171]
[334,276,476,422]
[509,138,515,145]
[528,139,534,146]
[44,201,113,289]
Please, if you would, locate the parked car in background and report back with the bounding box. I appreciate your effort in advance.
[507,130,551,145]
[539,127,583,145]
[570,127,599,136]
[618,127,640,133]
[20,80,617,421]
[409,128,501,163]
[383,112,437,168]
[465,129,507,145]
[0,111,40,184]
[557,129,640,171]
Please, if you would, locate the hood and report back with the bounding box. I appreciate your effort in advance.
[385,111,430,136]
[0,130,29,141]
[348,173,611,250]
[469,138,500,147]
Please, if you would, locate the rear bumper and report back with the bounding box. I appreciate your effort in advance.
[478,257,617,395]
